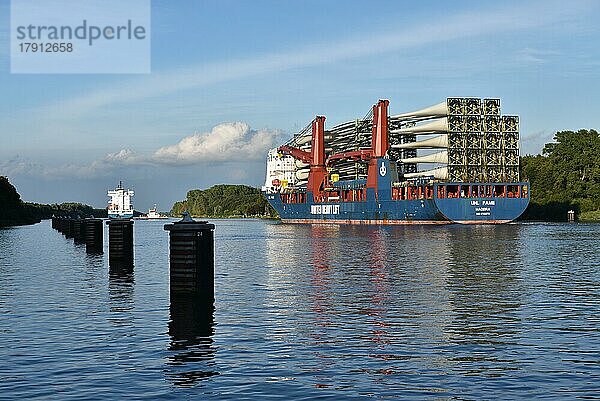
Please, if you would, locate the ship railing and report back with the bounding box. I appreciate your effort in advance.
[434,183,529,199]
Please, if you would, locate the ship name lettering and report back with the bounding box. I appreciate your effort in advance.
[311,204,340,215]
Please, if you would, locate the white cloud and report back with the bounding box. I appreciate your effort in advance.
[2,122,283,178]
[152,122,282,165]
[104,148,143,165]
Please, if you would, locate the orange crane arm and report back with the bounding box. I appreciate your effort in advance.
[277,145,312,164]
[326,149,373,165]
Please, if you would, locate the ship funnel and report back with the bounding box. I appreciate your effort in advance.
[400,150,448,164]
[391,135,448,149]
[403,166,448,180]
[392,101,448,119]
[391,117,448,135]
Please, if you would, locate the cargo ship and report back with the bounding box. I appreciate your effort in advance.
[262,98,529,224]
[107,181,134,219]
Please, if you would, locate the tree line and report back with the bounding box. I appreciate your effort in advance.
[0,176,106,227]
[171,184,276,218]
[520,129,600,221]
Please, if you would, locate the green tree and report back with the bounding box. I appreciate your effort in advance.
[170,184,277,218]
[521,129,600,221]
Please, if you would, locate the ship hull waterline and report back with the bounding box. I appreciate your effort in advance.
[265,183,529,226]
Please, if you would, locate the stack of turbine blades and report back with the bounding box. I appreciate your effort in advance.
[330,159,368,181]
[467,149,482,166]
[448,133,466,149]
[487,169,502,182]
[464,98,482,115]
[467,166,482,182]
[502,115,519,132]
[391,117,450,135]
[448,165,467,181]
[447,98,464,115]
[390,101,449,120]
[403,166,448,180]
[400,150,448,164]
[484,98,500,115]
[484,116,501,132]
[466,116,482,132]
[391,135,448,150]
[485,133,502,149]
[277,97,521,185]
[506,166,519,182]
[448,148,466,165]
[448,116,466,132]
[485,149,502,166]
[504,149,519,166]
[467,133,482,149]
[503,132,519,150]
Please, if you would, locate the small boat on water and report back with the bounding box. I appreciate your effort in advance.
[138,204,168,220]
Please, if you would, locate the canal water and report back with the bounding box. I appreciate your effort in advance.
[0,219,599,399]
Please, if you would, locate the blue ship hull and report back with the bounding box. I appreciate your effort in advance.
[265,159,529,225]
[266,189,528,225]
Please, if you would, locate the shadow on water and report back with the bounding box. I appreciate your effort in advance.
[166,295,218,387]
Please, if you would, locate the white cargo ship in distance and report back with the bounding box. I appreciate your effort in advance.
[107,181,134,219]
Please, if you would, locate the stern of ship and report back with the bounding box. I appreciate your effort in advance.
[433,182,530,224]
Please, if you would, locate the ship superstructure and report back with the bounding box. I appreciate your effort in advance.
[107,181,134,219]
[263,98,529,224]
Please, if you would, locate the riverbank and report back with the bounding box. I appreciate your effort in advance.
[0,176,106,228]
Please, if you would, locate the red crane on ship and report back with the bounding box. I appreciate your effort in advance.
[277,100,390,200]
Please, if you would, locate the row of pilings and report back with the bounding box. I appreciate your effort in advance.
[50,213,215,300]
[52,216,103,253]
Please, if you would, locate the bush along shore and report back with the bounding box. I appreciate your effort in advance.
[0,176,106,228]
[171,184,277,218]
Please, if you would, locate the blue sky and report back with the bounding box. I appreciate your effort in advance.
[1,0,599,210]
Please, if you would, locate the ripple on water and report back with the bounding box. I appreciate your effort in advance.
[0,220,599,399]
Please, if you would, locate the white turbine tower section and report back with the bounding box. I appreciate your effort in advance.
[391,101,448,119]
[401,150,448,164]
[391,135,448,149]
[391,117,449,135]
[404,167,448,180]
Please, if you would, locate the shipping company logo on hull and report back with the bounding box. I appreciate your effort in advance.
[311,204,340,215]
[379,162,387,176]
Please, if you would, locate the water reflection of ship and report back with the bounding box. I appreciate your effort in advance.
[445,225,524,342]
[166,295,218,387]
